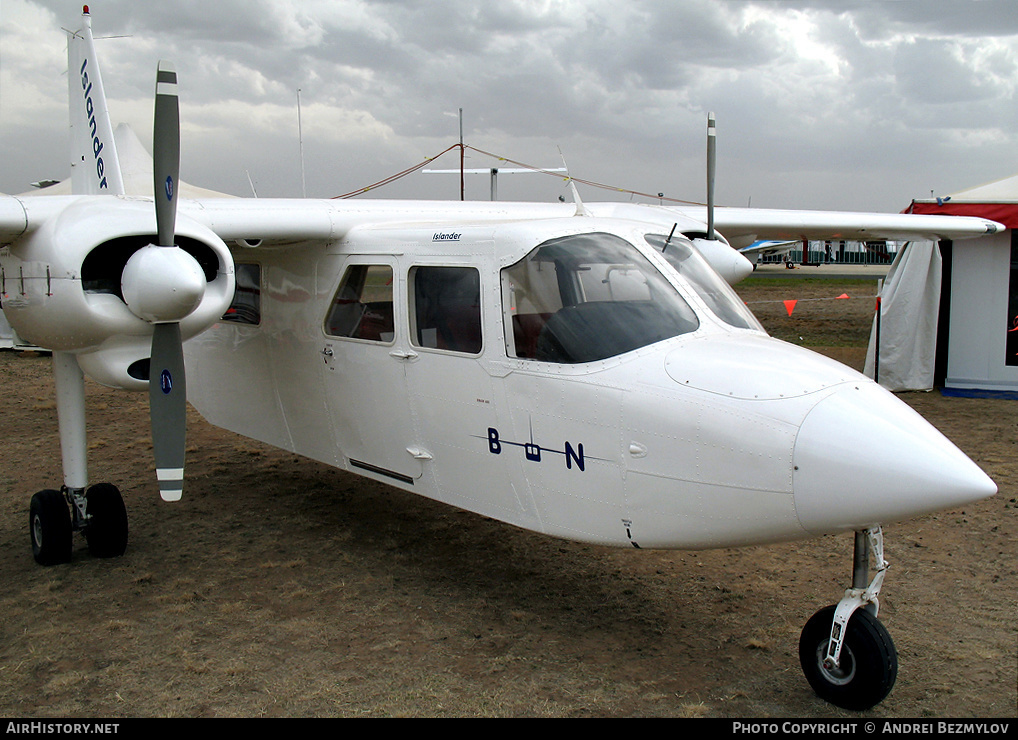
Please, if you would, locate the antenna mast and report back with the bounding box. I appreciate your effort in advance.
[707,111,716,240]
[459,108,465,201]
[297,88,307,198]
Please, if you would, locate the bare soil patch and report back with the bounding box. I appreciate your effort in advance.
[0,276,1014,718]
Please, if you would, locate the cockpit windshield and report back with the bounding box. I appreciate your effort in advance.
[501,232,699,363]
[645,232,764,331]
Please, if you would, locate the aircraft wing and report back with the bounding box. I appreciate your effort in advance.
[0,193,343,249]
[667,206,1004,249]
[181,197,340,245]
[7,195,1002,256]
[180,200,1006,251]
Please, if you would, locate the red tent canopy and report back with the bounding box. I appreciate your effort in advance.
[905,174,1018,229]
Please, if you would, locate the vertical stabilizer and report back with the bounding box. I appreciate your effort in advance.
[67,7,124,195]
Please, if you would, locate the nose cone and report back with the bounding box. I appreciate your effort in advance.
[793,383,996,534]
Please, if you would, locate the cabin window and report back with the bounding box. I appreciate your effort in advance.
[501,232,699,363]
[222,262,261,325]
[324,264,395,342]
[645,233,763,331]
[410,266,482,354]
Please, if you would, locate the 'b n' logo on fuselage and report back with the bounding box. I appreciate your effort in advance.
[486,427,585,471]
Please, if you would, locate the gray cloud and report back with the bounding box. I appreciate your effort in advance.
[2,0,1016,210]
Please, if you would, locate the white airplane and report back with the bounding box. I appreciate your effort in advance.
[0,9,1003,711]
[740,239,800,264]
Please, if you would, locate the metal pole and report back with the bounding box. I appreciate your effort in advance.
[297,88,306,198]
[874,279,883,384]
[707,112,716,240]
[459,108,465,201]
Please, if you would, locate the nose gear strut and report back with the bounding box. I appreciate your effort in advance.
[799,526,898,710]
[826,527,888,669]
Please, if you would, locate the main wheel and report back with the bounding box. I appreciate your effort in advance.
[30,489,72,566]
[84,483,128,558]
[799,604,897,710]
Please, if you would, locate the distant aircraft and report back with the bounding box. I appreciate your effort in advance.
[0,7,1002,711]
[740,239,799,264]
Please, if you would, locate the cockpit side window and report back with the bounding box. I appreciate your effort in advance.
[502,232,699,363]
[646,233,764,331]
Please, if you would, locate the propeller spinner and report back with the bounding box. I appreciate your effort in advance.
[120,61,205,502]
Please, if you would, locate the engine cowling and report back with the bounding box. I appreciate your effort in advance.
[0,196,235,390]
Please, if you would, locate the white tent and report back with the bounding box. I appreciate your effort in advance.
[864,242,942,391]
[21,124,234,200]
[904,174,1018,393]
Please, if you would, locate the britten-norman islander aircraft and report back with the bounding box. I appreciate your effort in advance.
[0,8,1002,711]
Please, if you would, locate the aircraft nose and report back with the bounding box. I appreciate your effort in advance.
[792,383,997,534]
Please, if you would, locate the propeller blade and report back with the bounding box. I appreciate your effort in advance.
[148,62,187,502]
[120,62,204,325]
[153,61,179,247]
[150,323,186,502]
[707,111,716,241]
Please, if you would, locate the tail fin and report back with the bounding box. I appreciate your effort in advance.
[67,7,124,195]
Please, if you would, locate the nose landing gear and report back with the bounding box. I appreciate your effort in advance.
[799,527,898,710]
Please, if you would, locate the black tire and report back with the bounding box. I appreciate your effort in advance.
[84,483,128,558]
[30,489,72,566]
[799,604,898,711]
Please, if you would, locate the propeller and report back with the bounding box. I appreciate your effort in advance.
[706,111,716,241]
[121,61,206,502]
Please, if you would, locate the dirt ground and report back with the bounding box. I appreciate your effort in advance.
[0,274,1014,718]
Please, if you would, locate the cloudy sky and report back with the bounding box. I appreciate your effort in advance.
[2,0,1016,212]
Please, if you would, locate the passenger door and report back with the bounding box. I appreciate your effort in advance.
[320,257,422,486]
[401,263,525,520]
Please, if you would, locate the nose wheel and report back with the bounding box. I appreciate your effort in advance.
[800,603,897,710]
[799,527,898,710]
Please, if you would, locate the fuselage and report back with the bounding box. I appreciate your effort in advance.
[183,214,996,549]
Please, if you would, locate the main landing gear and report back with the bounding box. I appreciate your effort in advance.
[30,484,128,565]
[29,352,129,566]
[799,527,897,710]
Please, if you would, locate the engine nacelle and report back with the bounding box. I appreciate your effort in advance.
[689,235,754,285]
[0,196,235,390]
